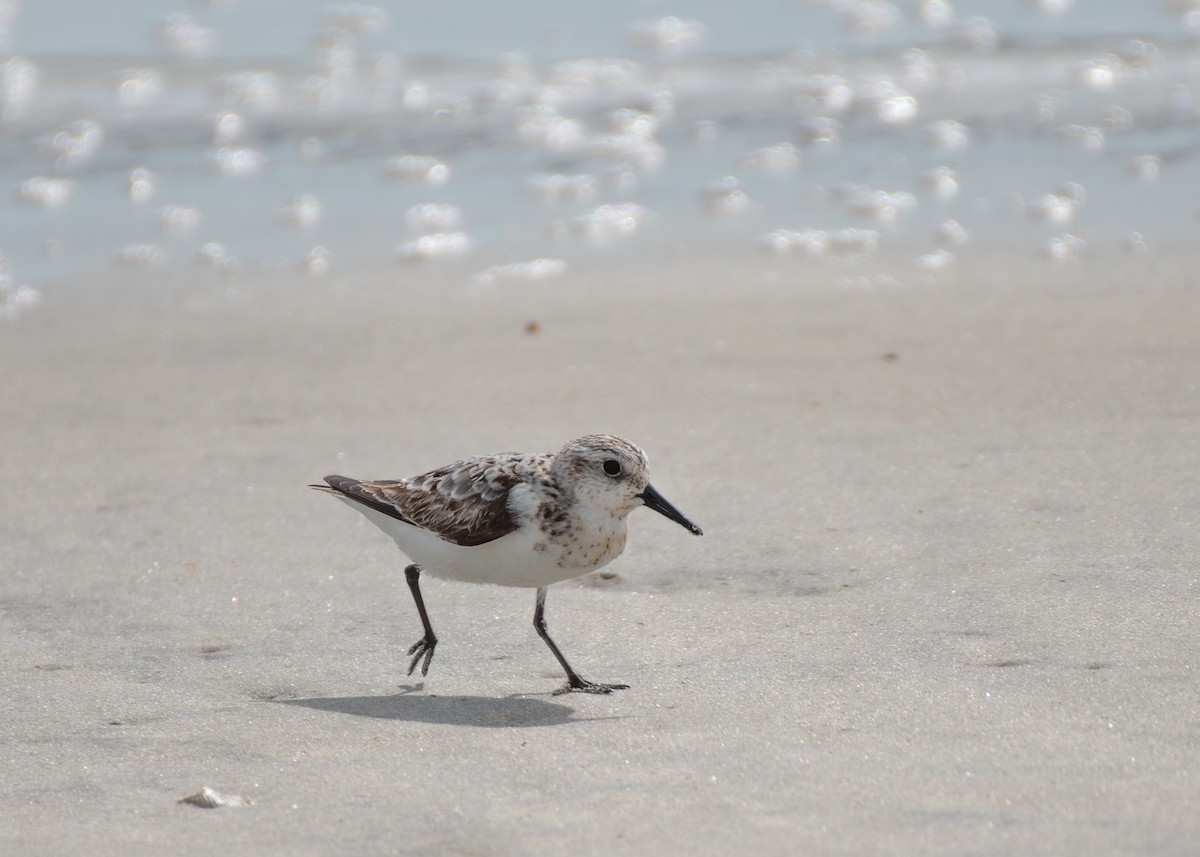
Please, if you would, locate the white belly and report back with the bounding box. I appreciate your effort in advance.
[345,502,619,588]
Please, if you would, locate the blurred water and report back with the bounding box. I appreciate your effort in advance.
[2,1,1198,314]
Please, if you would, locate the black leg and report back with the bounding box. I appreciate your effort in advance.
[404,564,437,676]
[533,587,629,695]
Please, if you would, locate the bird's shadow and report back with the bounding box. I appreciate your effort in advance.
[274,685,613,728]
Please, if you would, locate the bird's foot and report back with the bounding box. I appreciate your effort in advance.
[552,677,630,695]
[406,635,437,677]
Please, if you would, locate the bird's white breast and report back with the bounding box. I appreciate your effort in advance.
[341,497,624,588]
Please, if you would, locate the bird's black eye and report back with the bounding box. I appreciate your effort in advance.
[603,459,622,477]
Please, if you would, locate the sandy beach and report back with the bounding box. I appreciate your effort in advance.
[2,253,1198,854]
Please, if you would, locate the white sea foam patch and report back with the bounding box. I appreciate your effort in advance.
[397,232,473,262]
[471,258,567,286]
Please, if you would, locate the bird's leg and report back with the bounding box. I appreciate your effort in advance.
[533,587,629,695]
[404,564,437,677]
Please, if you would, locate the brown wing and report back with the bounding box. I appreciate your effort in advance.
[315,458,523,546]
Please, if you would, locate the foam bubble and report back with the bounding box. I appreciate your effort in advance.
[311,28,357,91]
[759,227,881,258]
[951,15,998,52]
[116,68,163,107]
[1030,93,1060,125]
[759,229,830,256]
[916,249,955,270]
[212,112,244,144]
[838,1,903,36]
[222,72,281,111]
[828,228,880,255]
[936,219,970,245]
[591,135,664,171]
[527,173,597,202]
[282,194,322,228]
[627,17,706,55]
[16,176,75,208]
[796,116,843,145]
[1078,57,1123,92]
[404,203,462,231]
[552,58,642,91]
[0,255,41,321]
[155,14,215,57]
[918,0,955,28]
[1,280,41,320]
[211,147,268,177]
[127,167,156,204]
[471,258,567,286]
[1026,193,1078,224]
[1042,233,1085,262]
[901,49,940,90]
[157,205,201,232]
[516,106,587,154]
[559,203,655,241]
[1129,154,1162,181]
[304,245,331,275]
[1059,182,1086,206]
[876,91,919,126]
[397,231,473,261]
[609,108,659,140]
[636,83,677,119]
[1055,123,1106,153]
[0,0,18,45]
[0,57,38,119]
[920,166,959,200]
[116,243,166,267]
[740,142,800,175]
[8,282,40,313]
[41,120,105,169]
[197,242,237,270]
[604,163,640,194]
[383,155,451,184]
[700,177,752,215]
[1101,105,1134,131]
[924,119,970,151]
[842,186,918,226]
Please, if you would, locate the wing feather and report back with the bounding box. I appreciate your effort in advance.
[314,457,528,547]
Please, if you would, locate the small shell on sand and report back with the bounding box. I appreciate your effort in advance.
[178,786,253,809]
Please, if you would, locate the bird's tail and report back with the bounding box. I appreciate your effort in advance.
[309,474,360,495]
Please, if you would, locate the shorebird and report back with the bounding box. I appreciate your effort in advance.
[312,434,702,694]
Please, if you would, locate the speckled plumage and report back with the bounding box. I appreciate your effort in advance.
[311,434,702,694]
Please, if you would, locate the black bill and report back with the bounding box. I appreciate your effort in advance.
[638,483,703,536]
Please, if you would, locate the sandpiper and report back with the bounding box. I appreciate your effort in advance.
[312,434,702,694]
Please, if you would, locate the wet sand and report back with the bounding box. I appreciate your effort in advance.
[3,255,1198,854]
